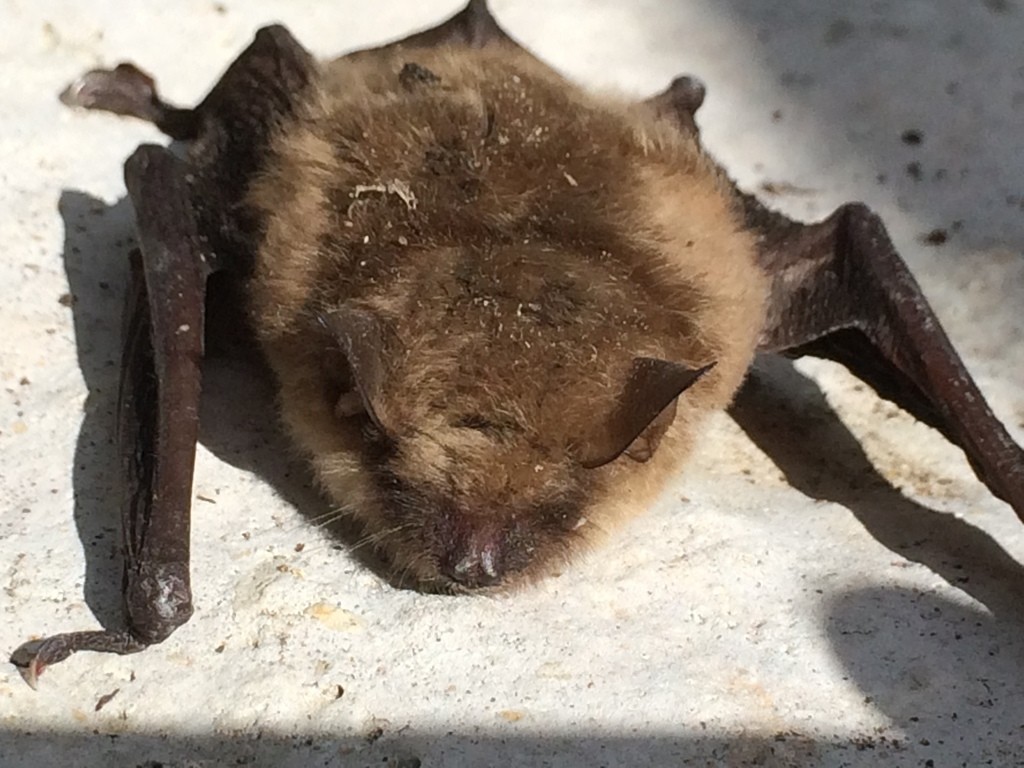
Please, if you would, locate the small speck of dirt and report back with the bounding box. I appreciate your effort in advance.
[920,228,949,246]
[901,129,923,145]
[94,688,120,711]
[905,161,923,181]
[58,292,75,307]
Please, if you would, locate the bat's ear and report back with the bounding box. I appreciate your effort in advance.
[320,305,394,437]
[574,358,715,469]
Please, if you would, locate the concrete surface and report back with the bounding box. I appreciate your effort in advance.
[2,1,1024,766]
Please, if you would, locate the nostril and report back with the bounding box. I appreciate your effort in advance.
[479,546,497,579]
[442,530,506,588]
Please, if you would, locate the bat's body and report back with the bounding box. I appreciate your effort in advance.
[11,0,1024,685]
[251,45,766,587]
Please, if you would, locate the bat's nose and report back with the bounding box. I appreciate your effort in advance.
[438,519,515,588]
[446,542,502,587]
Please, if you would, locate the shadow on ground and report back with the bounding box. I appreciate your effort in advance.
[731,356,1024,621]
[0,720,947,768]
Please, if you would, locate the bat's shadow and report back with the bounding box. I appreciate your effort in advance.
[730,355,1024,620]
[57,189,391,633]
[730,356,1024,742]
[58,190,133,631]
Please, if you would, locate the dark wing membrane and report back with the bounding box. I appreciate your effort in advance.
[645,72,1024,519]
[749,198,1024,519]
[11,147,207,686]
[14,26,317,684]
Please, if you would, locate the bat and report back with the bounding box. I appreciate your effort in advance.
[11,0,1024,687]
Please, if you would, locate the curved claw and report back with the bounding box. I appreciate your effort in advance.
[10,638,50,690]
[10,630,149,690]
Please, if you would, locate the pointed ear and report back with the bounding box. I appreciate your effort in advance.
[320,305,393,436]
[575,358,715,469]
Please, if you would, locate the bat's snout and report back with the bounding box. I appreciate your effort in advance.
[436,514,526,589]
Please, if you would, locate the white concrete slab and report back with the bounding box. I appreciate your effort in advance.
[2,1,1023,766]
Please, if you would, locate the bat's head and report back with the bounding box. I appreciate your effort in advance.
[278,243,716,592]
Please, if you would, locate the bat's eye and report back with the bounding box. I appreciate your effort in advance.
[552,506,586,532]
[453,414,496,431]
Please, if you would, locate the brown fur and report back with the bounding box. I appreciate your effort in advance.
[247,43,768,589]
